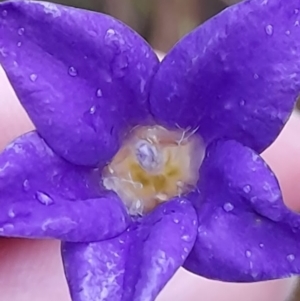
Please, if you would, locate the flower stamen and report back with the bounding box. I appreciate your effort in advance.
[102,125,204,215]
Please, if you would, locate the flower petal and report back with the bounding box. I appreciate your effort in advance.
[0,131,129,241]
[184,139,300,281]
[150,0,300,153]
[0,1,158,166]
[62,198,197,301]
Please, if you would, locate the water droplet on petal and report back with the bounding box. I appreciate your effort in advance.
[287,254,295,262]
[295,9,299,14]
[2,10,8,17]
[286,30,291,36]
[265,24,273,35]
[246,250,252,258]
[89,105,96,114]
[173,218,180,224]
[223,202,234,212]
[181,234,192,242]
[17,42,22,47]
[104,28,121,48]
[23,179,30,191]
[243,185,251,193]
[96,88,102,97]
[30,73,38,82]
[18,27,25,36]
[36,191,54,206]
[8,209,15,218]
[253,73,259,79]
[106,28,116,35]
[68,66,77,77]
[183,247,189,253]
[119,238,125,244]
[295,20,300,27]
[259,243,264,248]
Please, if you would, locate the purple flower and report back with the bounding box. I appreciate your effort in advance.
[1,0,300,300]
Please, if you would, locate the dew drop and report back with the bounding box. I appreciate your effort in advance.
[181,234,192,242]
[223,202,234,212]
[106,28,116,36]
[183,247,189,253]
[119,238,125,244]
[295,9,299,14]
[239,99,245,106]
[286,30,291,36]
[17,42,22,47]
[173,218,180,224]
[253,73,259,79]
[8,209,15,218]
[68,66,77,77]
[30,73,38,82]
[259,243,264,248]
[18,27,25,36]
[243,185,251,194]
[23,179,30,191]
[295,20,300,26]
[2,10,8,17]
[265,24,273,35]
[36,191,54,206]
[246,250,252,258]
[89,105,96,114]
[104,28,120,48]
[287,254,295,262]
[96,88,103,97]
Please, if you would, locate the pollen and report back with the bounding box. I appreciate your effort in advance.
[102,125,204,215]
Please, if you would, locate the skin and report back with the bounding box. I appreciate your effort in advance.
[1,64,300,300]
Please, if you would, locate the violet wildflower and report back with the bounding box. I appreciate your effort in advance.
[1,0,300,300]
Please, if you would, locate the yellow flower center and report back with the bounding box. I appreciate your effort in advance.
[102,125,204,215]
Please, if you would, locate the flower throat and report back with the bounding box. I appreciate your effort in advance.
[102,125,204,215]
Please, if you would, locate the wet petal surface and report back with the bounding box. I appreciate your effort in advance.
[0,132,129,241]
[0,0,158,166]
[62,198,197,301]
[150,0,300,153]
[184,139,300,281]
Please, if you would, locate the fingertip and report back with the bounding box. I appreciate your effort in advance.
[0,66,33,150]
[262,112,300,211]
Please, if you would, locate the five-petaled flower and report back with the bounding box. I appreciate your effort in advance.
[1,0,300,301]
